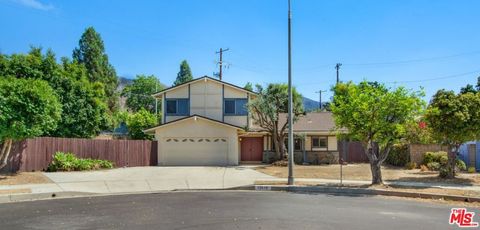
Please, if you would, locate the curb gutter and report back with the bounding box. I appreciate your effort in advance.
[250,185,480,203]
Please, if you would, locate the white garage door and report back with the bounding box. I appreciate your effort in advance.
[163,137,229,166]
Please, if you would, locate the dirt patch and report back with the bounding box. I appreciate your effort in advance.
[0,172,52,185]
[255,164,480,186]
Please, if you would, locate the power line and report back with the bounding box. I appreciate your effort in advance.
[384,70,480,84]
[344,50,480,67]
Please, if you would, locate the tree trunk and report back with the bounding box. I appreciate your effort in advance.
[0,139,13,170]
[370,162,383,185]
[364,141,386,185]
[445,145,457,179]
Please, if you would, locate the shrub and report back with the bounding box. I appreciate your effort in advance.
[439,167,450,178]
[468,167,476,173]
[386,144,409,166]
[456,159,466,171]
[423,151,447,165]
[426,162,441,171]
[420,164,429,171]
[47,152,114,172]
[405,162,417,170]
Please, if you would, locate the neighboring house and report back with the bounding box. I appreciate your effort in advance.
[459,141,480,172]
[144,76,340,166]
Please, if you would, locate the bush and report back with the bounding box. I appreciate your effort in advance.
[456,159,466,171]
[426,162,441,171]
[439,167,450,178]
[386,144,409,166]
[47,152,114,172]
[468,167,476,173]
[405,162,417,170]
[423,151,447,165]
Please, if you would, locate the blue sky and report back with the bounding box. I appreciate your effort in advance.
[1,0,479,101]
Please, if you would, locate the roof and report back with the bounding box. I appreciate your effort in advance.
[143,114,244,134]
[250,112,344,133]
[152,76,257,97]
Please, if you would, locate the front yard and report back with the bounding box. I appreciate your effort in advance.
[255,163,480,186]
[0,172,52,186]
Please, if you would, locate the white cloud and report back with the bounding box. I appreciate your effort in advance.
[14,0,54,11]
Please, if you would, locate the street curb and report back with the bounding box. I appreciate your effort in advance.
[249,185,480,203]
[0,191,95,203]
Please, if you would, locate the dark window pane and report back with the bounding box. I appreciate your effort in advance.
[319,138,327,148]
[235,99,248,115]
[312,138,319,147]
[294,138,302,150]
[177,99,189,115]
[224,100,235,114]
[166,100,177,114]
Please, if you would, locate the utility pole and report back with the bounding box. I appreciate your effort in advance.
[335,63,342,84]
[287,0,294,185]
[216,48,229,81]
[315,90,326,110]
[155,82,158,116]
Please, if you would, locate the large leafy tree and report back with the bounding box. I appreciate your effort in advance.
[425,90,480,178]
[0,47,110,138]
[51,58,110,137]
[126,109,157,140]
[331,81,424,184]
[73,27,119,111]
[173,60,193,86]
[460,76,480,94]
[122,75,165,113]
[0,77,62,169]
[248,84,304,159]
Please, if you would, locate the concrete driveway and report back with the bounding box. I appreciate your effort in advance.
[41,166,274,194]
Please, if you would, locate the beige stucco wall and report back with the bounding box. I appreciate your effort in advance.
[161,78,250,127]
[190,80,223,121]
[328,136,338,151]
[165,85,188,98]
[305,136,312,151]
[224,116,248,128]
[154,117,239,165]
[224,86,247,98]
[165,115,187,123]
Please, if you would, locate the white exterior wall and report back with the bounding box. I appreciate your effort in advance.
[155,118,239,165]
[190,80,223,121]
[328,136,338,151]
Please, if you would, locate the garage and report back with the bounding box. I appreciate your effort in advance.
[162,137,229,166]
[144,115,242,166]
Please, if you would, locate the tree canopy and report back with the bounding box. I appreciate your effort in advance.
[332,81,424,184]
[248,83,303,159]
[173,60,193,86]
[0,77,62,169]
[73,27,119,111]
[126,109,157,140]
[0,47,110,138]
[425,90,480,178]
[122,75,165,113]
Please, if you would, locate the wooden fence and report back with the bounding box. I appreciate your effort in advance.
[338,141,369,163]
[2,137,158,173]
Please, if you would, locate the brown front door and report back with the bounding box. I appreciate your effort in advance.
[241,137,264,161]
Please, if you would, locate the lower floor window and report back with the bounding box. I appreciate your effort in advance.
[312,136,327,149]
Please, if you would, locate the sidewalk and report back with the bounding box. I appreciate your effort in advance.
[0,166,275,200]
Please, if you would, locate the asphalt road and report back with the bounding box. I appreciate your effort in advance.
[0,191,476,230]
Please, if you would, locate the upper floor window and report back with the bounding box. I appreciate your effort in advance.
[224,98,248,116]
[166,99,189,116]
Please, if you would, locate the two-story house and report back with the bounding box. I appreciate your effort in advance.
[144,76,340,166]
